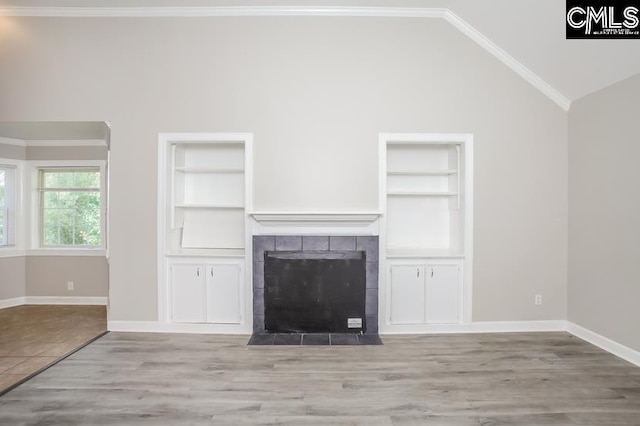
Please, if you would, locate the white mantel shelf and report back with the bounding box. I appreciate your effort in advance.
[249,212,381,236]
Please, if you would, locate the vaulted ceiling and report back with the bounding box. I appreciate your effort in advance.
[1,0,639,107]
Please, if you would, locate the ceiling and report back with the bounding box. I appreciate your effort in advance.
[0,0,639,105]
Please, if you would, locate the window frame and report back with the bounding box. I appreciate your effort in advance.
[29,160,106,254]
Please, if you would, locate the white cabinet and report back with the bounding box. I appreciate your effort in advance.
[205,264,242,323]
[390,264,425,324]
[389,261,461,325]
[170,260,242,324]
[425,264,460,323]
[171,264,206,323]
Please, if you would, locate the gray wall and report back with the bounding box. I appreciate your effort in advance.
[25,256,109,297]
[26,145,107,161]
[0,16,568,322]
[568,74,640,352]
[0,257,26,301]
[0,143,26,160]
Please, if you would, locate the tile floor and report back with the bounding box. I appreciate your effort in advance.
[0,304,107,394]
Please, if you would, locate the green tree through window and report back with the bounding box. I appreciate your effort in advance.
[39,168,101,246]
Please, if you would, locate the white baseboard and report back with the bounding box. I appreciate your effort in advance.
[108,320,252,335]
[25,296,108,305]
[0,296,26,309]
[379,320,567,335]
[567,322,640,368]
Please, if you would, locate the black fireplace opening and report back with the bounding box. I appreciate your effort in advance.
[264,251,366,333]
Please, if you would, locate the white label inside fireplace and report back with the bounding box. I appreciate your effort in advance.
[347,318,363,328]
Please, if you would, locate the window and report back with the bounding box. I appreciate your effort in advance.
[38,168,102,247]
[0,165,16,247]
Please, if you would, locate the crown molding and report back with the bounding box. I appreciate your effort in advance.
[0,6,571,110]
[442,11,571,111]
[0,6,447,18]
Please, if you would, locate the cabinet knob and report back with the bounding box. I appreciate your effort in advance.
[417,268,420,278]
[431,268,434,278]
[197,267,200,277]
[210,267,214,277]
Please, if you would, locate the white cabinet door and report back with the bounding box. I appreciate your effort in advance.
[390,264,425,324]
[206,264,242,324]
[171,264,206,323]
[425,264,460,323]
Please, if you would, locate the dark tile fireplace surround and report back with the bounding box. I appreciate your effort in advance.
[252,236,379,345]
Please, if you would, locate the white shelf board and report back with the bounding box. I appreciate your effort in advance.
[386,247,464,258]
[387,169,457,176]
[175,203,245,209]
[387,191,458,196]
[175,167,244,173]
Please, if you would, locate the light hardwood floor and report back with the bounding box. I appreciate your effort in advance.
[0,305,107,394]
[1,332,639,425]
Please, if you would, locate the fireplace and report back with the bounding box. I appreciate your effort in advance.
[265,251,366,333]
[253,236,379,335]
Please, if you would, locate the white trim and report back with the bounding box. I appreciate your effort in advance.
[25,139,107,147]
[380,320,567,335]
[0,6,570,110]
[0,136,26,147]
[25,296,108,305]
[0,6,447,18]
[0,297,26,309]
[250,212,381,236]
[441,11,570,111]
[108,320,251,335]
[567,322,640,368]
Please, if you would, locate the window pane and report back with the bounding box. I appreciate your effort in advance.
[42,170,99,188]
[0,209,4,242]
[73,171,100,188]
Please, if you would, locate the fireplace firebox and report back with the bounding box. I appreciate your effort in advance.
[253,236,379,335]
[264,251,366,333]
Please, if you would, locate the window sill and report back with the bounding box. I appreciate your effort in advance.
[0,248,25,258]
[26,248,107,257]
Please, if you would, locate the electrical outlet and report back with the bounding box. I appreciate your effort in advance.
[67,281,74,291]
[535,295,542,305]
[347,318,362,328]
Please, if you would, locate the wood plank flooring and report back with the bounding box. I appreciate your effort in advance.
[1,332,639,425]
[0,305,107,394]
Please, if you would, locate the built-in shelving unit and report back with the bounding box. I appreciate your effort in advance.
[158,133,253,332]
[379,134,473,332]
